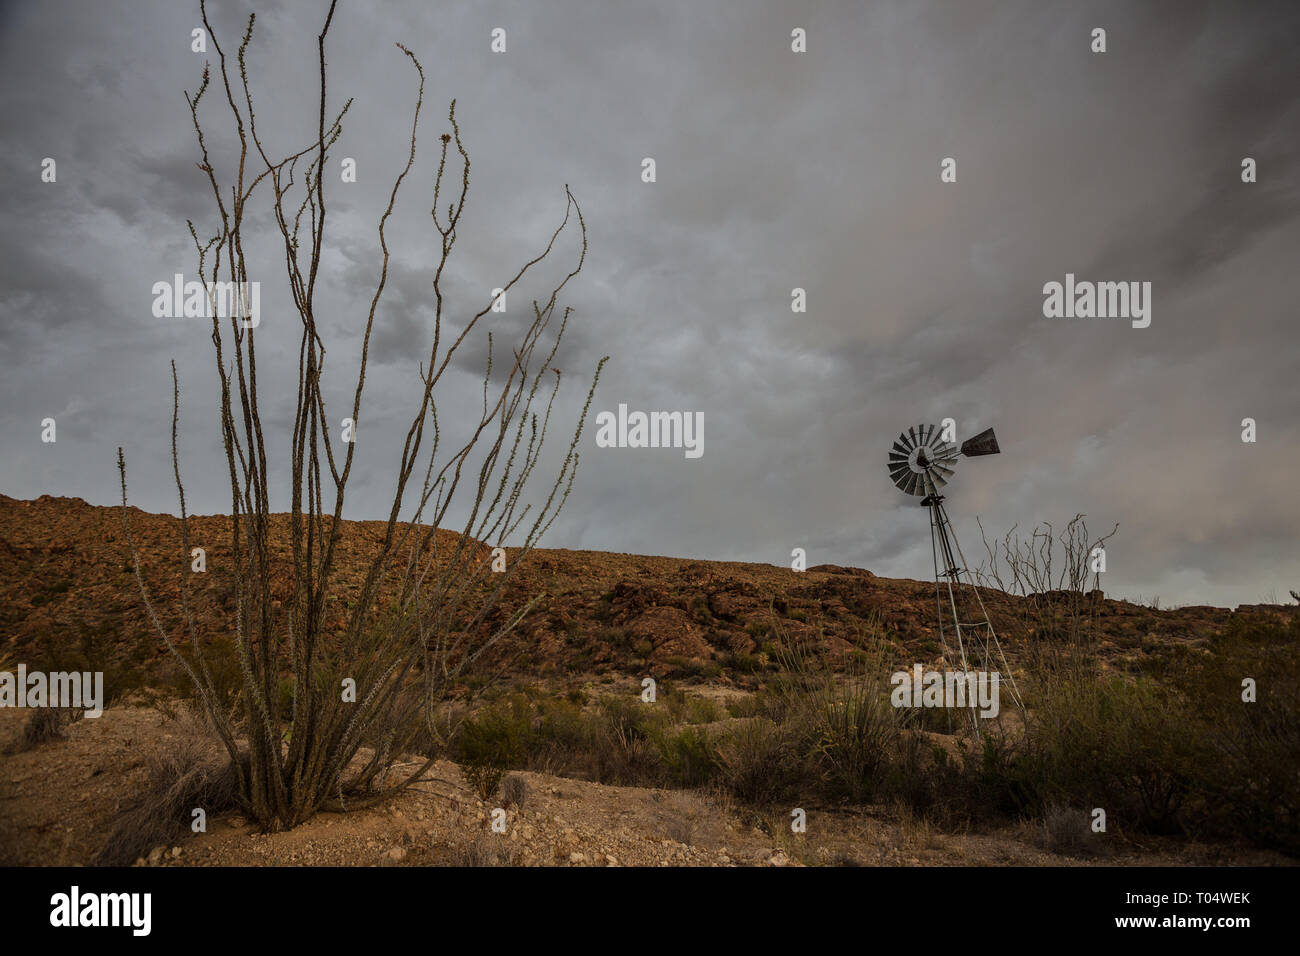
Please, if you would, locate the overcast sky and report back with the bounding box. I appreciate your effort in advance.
[2,0,1298,609]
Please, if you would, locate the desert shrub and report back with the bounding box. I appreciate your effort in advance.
[578,695,667,785]
[462,761,506,802]
[94,708,242,865]
[593,593,616,623]
[716,718,803,806]
[685,695,724,725]
[767,621,901,804]
[886,612,1298,850]
[727,652,759,674]
[663,806,700,845]
[969,730,1040,818]
[689,594,713,625]
[658,681,689,721]
[594,694,663,744]
[884,732,961,822]
[656,726,719,788]
[565,687,588,706]
[448,690,683,788]
[725,694,763,719]
[657,683,723,725]
[882,728,1031,827]
[803,678,898,802]
[1041,804,1097,856]
[974,514,1117,674]
[9,615,156,751]
[1181,614,1300,854]
[455,695,533,800]
[530,696,587,756]
[451,835,515,867]
[12,708,72,752]
[23,615,152,712]
[502,774,528,810]
[155,633,244,721]
[1025,673,1199,832]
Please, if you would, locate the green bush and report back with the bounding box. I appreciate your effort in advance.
[454,694,533,799]
[1024,674,1200,832]
[1181,614,1300,854]
[716,717,803,806]
[655,726,719,788]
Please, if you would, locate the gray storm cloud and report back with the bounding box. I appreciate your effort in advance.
[1,0,1297,608]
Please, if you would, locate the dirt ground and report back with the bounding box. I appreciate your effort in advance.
[1,704,1289,868]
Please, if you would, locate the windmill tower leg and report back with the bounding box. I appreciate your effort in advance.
[923,493,1023,738]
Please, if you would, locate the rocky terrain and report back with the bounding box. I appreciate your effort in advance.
[1,493,1283,688]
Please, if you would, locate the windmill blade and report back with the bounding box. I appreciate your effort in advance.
[888,423,996,496]
[961,428,1000,457]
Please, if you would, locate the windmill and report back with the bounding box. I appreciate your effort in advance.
[888,424,1022,734]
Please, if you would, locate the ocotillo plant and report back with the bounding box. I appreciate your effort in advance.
[118,0,605,830]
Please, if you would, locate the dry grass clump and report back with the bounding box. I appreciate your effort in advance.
[93,707,241,866]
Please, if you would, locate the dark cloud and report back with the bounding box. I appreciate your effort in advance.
[1,0,1298,608]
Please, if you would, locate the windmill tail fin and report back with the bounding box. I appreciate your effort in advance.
[960,428,1000,457]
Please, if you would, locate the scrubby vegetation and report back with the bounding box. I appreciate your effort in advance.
[93,707,243,865]
[440,612,1299,857]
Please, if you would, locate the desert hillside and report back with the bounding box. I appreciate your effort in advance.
[0,493,1281,686]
